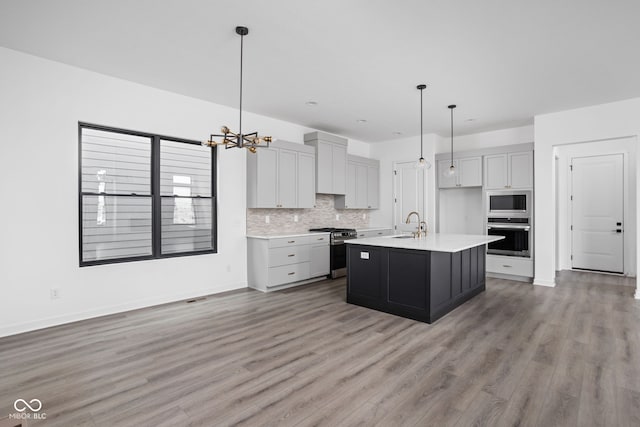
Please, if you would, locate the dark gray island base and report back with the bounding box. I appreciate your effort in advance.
[346,244,487,323]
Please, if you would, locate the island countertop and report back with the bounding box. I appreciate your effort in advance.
[345,233,503,252]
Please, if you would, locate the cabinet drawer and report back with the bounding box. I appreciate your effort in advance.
[269,246,310,267]
[268,234,329,248]
[268,262,311,287]
[486,255,533,277]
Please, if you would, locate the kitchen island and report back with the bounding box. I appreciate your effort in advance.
[346,234,503,323]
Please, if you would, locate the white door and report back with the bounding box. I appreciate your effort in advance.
[571,154,624,273]
[393,161,426,233]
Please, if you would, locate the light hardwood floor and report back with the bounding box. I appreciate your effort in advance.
[1,272,639,426]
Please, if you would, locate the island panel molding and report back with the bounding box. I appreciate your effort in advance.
[346,234,501,323]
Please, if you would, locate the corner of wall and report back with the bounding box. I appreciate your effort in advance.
[533,277,556,287]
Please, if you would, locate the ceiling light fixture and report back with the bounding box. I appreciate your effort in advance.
[416,84,431,169]
[202,26,271,153]
[445,104,457,176]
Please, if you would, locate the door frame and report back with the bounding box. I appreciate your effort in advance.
[555,139,635,277]
[570,153,625,273]
[392,160,428,233]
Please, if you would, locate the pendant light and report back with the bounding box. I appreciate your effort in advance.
[416,84,430,169]
[203,26,271,153]
[445,104,457,176]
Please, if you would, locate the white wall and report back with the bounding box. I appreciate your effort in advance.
[435,125,534,154]
[0,47,372,337]
[368,135,438,232]
[555,139,636,276]
[438,188,484,234]
[534,97,640,298]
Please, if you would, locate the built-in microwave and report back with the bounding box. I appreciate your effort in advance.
[487,190,531,218]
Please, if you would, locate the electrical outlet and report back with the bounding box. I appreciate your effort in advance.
[50,288,60,299]
[265,215,270,224]
[293,215,299,222]
[362,213,366,220]
[336,214,340,221]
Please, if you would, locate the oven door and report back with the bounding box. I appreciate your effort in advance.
[487,224,531,257]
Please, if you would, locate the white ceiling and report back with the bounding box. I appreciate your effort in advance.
[1,0,639,142]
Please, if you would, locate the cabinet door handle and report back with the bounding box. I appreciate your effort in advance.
[288,272,295,275]
[288,240,295,243]
[317,237,324,241]
[502,265,512,268]
[377,232,383,235]
[287,254,295,257]
[359,234,365,237]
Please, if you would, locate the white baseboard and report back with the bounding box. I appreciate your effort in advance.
[0,281,247,338]
[486,272,533,283]
[533,277,556,287]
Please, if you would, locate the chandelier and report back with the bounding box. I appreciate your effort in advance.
[203,26,271,153]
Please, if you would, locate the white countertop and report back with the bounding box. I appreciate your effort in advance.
[246,232,330,239]
[346,233,504,253]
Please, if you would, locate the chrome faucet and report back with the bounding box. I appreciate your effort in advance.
[405,211,427,238]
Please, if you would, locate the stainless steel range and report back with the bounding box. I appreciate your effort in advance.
[309,228,357,278]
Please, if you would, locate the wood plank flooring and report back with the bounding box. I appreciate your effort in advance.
[1,271,639,426]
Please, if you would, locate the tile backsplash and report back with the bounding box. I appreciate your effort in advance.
[247,194,370,235]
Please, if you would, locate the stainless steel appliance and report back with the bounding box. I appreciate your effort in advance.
[487,190,531,218]
[309,227,357,278]
[487,217,531,257]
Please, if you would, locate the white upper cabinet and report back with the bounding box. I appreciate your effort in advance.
[277,148,297,208]
[484,154,508,189]
[253,147,278,207]
[458,157,483,187]
[247,140,316,208]
[508,151,534,189]
[304,132,348,195]
[438,157,482,188]
[335,155,380,209]
[484,151,533,190]
[367,163,379,209]
[297,152,316,208]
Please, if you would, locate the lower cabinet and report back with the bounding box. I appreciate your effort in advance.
[248,234,330,292]
[486,254,533,279]
[347,244,486,323]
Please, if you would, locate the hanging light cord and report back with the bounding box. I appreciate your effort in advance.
[450,106,453,167]
[420,88,424,159]
[239,32,244,140]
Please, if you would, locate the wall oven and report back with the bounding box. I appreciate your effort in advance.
[487,218,531,257]
[487,190,531,218]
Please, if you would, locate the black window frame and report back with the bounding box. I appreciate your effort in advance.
[78,122,217,267]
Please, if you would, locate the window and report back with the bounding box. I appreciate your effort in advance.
[79,123,216,266]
